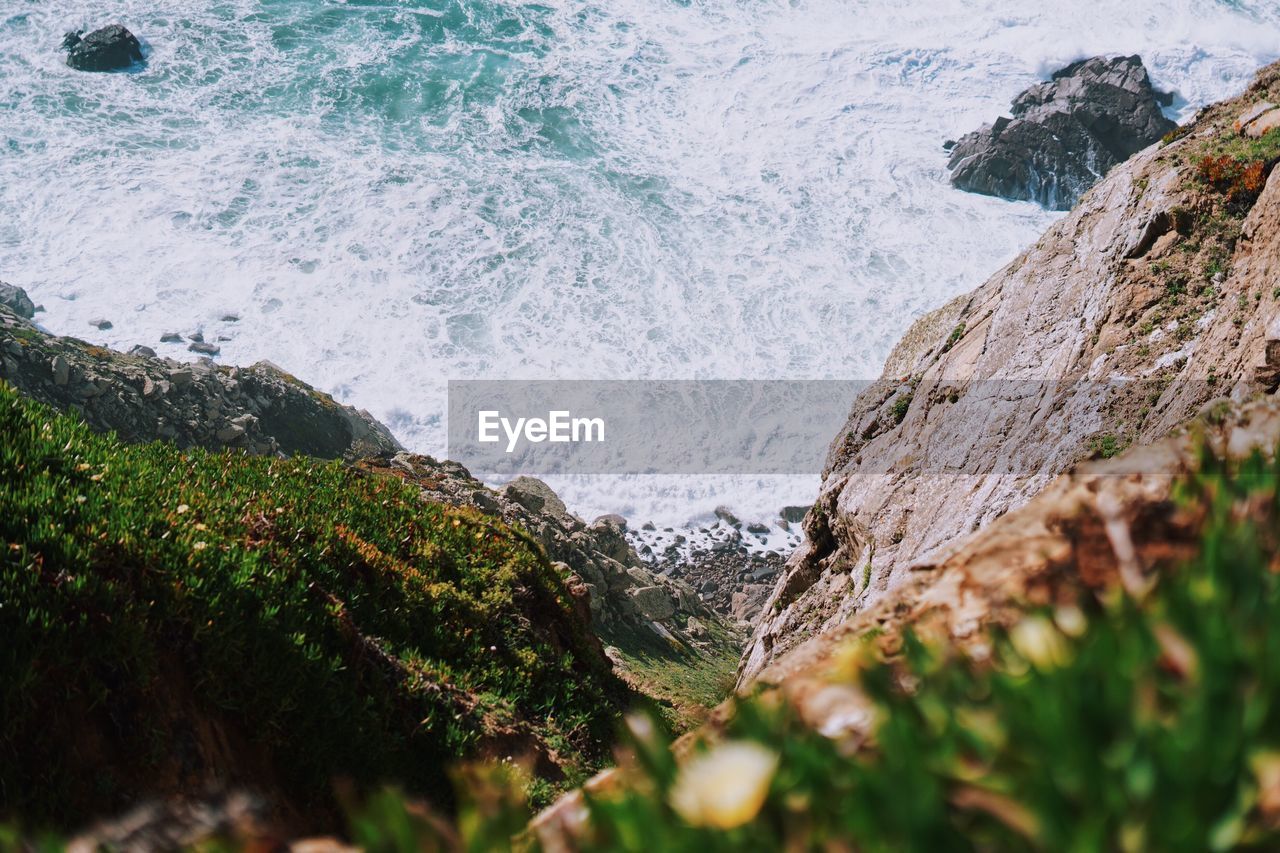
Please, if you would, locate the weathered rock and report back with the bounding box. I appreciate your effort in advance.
[62,25,144,72]
[504,476,565,516]
[713,506,741,527]
[628,586,676,621]
[780,505,808,524]
[947,55,1176,209]
[51,355,69,386]
[128,345,157,358]
[0,302,400,462]
[189,342,220,356]
[1242,107,1280,139]
[160,332,183,343]
[0,283,35,319]
[1235,101,1277,133]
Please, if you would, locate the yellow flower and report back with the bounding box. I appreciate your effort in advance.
[669,742,778,829]
[1009,616,1072,670]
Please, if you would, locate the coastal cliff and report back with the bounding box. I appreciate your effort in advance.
[739,60,1280,686]
[521,63,1280,851]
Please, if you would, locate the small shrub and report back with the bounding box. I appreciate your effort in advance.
[1196,155,1269,206]
[940,323,966,354]
[891,393,913,425]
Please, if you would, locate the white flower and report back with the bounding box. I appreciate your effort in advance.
[1010,616,1072,670]
[669,742,778,829]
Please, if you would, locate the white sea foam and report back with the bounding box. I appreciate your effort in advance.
[1,0,1278,527]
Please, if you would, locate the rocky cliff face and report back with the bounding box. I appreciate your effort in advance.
[947,55,1176,209]
[740,60,1280,686]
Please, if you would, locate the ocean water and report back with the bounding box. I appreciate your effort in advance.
[2,0,1278,527]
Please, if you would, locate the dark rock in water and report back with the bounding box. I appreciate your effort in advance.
[63,25,144,72]
[946,55,1176,210]
[90,318,113,330]
[128,345,157,358]
[188,342,220,356]
[780,505,809,524]
[714,505,741,527]
[160,331,183,343]
[0,282,35,319]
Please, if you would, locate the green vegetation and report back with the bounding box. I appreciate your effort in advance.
[1190,123,1280,213]
[0,384,630,829]
[351,438,1280,851]
[891,392,913,425]
[565,444,1280,850]
[1159,123,1192,147]
[940,323,966,354]
[1087,432,1127,459]
[609,619,743,731]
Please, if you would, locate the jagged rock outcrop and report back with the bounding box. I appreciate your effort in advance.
[62,25,144,72]
[0,282,35,319]
[0,291,398,460]
[947,55,1176,209]
[361,455,733,654]
[740,60,1280,686]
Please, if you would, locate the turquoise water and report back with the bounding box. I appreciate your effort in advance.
[2,0,1279,522]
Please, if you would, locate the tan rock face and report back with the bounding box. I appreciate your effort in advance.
[1236,101,1280,138]
[738,61,1280,687]
[1234,101,1276,133]
[1244,109,1280,139]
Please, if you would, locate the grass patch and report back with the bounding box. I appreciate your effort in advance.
[0,383,630,829]
[609,620,743,732]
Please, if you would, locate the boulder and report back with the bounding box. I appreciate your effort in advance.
[628,586,676,621]
[1241,107,1280,140]
[62,25,145,72]
[1235,102,1277,134]
[947,55,1176,210]
[0,283,35,319]
[780,505,809,524]
[504,476,567,516]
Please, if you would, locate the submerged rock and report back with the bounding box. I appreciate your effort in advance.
[62,25,144,72]
[946,55,1176,210]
